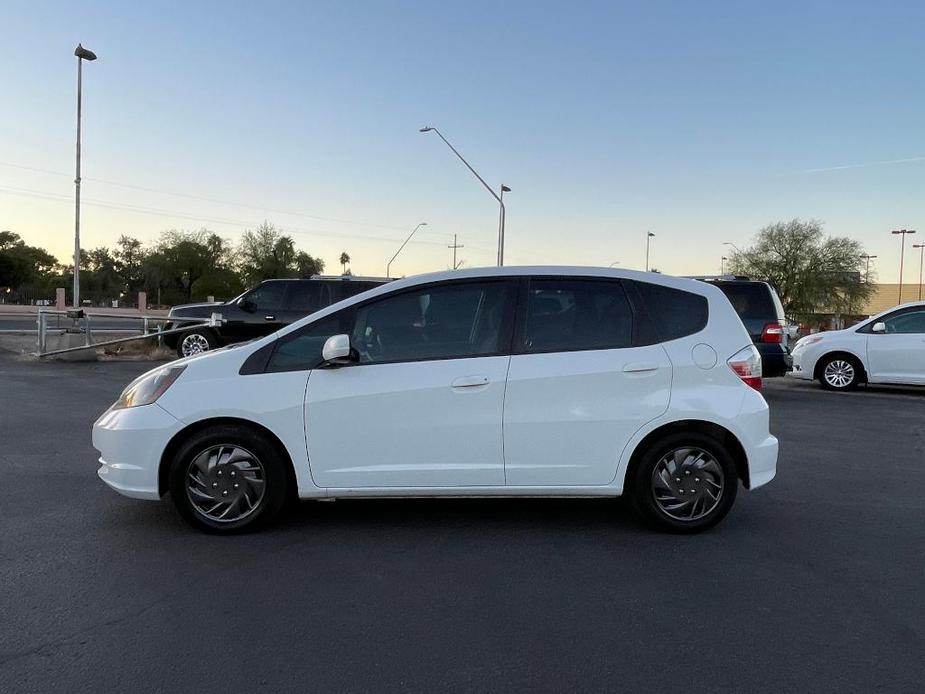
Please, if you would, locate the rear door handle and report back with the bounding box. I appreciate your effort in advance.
[451,375,490,388]
[623,361,659,373]
[265,315,276,321]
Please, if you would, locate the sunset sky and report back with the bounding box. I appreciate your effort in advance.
[2,0,924,280]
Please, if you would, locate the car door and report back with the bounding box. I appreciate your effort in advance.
[244,281,289,338]
[503,278,671,486]
[866,309,925,384]
[304,279,516,488]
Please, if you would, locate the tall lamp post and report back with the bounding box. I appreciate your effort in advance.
[419,126,509,266]
[892,229,916,304]
[73,43,97,308]
[859,253,877,282]
[914,244,925,301]
[645,231,655,271]
[386,222,427,278]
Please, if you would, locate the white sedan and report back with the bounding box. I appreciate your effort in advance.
[93,267,777,534]
[789,301,925,389]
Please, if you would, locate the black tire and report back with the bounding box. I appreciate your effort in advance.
[176,327,217,359]
[631,432,738,534]
[817,353,861,391]
[168,424,289,533]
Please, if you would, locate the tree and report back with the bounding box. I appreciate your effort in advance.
[143,229,236,304]
[295,251,324,278]
[113,235,146,294]
[339,252,350,274]
[239,221,300,283]
[0,231,59,298]
[727,219,875,319]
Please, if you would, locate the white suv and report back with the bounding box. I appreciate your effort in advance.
[93,267,778,534]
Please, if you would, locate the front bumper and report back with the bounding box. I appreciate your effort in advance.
[786,348,814,380]
[92,403,183,500]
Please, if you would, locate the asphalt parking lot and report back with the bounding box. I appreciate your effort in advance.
[1,354,923,693]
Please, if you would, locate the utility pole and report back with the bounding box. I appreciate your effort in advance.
[892,229,916,303]
[859,254,877,282]
[447,234,464,269]
[645,231,655,271]
[914,244,925,301]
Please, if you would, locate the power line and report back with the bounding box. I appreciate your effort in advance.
[0,159,448,236]
[0,184,450,248]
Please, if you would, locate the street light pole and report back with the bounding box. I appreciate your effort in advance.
[721,256,728,275]
[892,229,916,303]
[723,241,742,253]
[645,231,655,271]
[386,222,427,278]
[859,254,877,282]
[73,43,97,309]
[914,244,925,301]
[419,126,508,266]
[497,184,511,265]
[608,261,620,267]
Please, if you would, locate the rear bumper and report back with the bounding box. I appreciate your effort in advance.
[757,343,792,377]
[747,434,778,489]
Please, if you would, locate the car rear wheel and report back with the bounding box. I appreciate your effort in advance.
[177,328,217,358]
[168,425,289,533]
[819,355,860,391]
[632,432,738,533]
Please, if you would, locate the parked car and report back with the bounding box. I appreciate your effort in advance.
[164,276,390,358]
[788,300,925,390]
[93,267,778,534]
[698,277,792,377]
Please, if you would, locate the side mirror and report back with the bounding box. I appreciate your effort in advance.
[872,321,886,333]
[322,334,352,365]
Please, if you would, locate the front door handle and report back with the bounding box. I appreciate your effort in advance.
[623,361,659,373]
[451,375,490,388]
[264,315,276,321]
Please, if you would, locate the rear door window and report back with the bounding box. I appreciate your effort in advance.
[285,282,328,313]
[632,281,708,341]
[522,279,633,353]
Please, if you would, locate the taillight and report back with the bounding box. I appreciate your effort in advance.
[728,345,763,391]
[761,323,784,344]
[761,322,783,344]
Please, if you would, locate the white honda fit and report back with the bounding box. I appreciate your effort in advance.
[93,267,778,534]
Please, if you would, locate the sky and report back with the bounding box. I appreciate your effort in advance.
[1,0,924,281]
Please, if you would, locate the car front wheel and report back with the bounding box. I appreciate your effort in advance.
[177,328,217,358]
[168,425,289,533]
[818,355,861,390]
[632,432,738,533]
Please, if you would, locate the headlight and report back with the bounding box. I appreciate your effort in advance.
[113,365,186,409]
[795,335,824,350]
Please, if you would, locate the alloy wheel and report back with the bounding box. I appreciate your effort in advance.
[181,333,211,357]
[823,359,854,388]
[186,445,266,523]
[651,447,725,522]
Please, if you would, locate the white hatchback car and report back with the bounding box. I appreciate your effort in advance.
[789,300,925,390]
[93,267,778,534]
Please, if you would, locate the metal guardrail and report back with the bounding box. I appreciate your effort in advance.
[33,309,224,357]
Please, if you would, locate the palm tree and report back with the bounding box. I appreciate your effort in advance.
[339,252,350,275]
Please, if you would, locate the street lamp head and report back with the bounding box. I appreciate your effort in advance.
[892,229,916,235]
[419,221,428,226]
[647,231,655,237]
[75,44,97,61]
[722,256,728,261]
[501,184,511,193]
[419,126,433,133]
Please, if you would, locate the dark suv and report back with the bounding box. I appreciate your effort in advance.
[698,278,791,377]
[164,276,389,358]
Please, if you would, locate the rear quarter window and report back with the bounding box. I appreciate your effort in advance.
[714,283,778,320]
[632,281,708,341]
